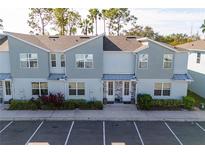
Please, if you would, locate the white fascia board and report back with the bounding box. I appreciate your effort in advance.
[4,32,50,52]
[188,49,205,52]
[63,33,105,52]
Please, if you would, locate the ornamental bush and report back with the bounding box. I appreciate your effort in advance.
[137,94,153,110]
[183,96,195,110]
[9,100,38,110]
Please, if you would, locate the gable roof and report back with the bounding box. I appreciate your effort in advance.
[103,36,143,51]
[5,32,96,52]
[177,40,205,52]
[0,36,9,52]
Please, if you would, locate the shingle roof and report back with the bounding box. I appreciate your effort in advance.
[172,74,193,81]
[0,73,11,80]
[6,32,95,52]
[0,36,9,52]
[102,74,136,80]
[103,36,143,51]
[177,40,205,51]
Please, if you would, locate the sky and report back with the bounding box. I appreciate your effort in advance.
[0,8,205,37]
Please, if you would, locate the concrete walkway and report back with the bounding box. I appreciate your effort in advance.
[0,104,205,121]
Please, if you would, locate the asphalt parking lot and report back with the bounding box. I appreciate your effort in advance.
[0,120,205,145]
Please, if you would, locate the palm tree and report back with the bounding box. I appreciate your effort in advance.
[200,19,205,38]
[0,19,3,30]
[88,9,101,36]
[79,18,93,35]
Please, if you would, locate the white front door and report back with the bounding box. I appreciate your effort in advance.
[4,80,12,102]
[122,81,131,102]
[106,81,115,101]
[0,81,3,103]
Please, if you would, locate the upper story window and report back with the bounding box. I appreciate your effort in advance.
[61,54,65,67]
[196,52,201,64]
[163,54,173,69]
[51,53,57,67]
[76,54,94,69]
[138,54,148,69]
[20,53,38,68]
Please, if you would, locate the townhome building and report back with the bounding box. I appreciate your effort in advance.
[0,32,192,104]
[178,40,205,98]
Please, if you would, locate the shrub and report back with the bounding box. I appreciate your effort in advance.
[39,93,64,109]
[87,101,103,110]
[137,94,153,110]
[67,99,86,108]
[62,101,76,110]
[9,100,38,110]
[78,102,91,110]
[151,99,183,110]
[183,96,195,110]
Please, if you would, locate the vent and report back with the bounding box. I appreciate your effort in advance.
[192,44,194,46]
[49,35,59,39]
[126,36,137,40]
[80,36,90,39]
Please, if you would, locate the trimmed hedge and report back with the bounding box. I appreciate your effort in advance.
[137,94,195,110]
[9,100,38,110]
[8,99,103,110]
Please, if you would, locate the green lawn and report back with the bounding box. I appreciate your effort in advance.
[187,90,205,107]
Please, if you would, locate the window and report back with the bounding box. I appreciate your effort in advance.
[76,54,93,68]
[20,53,38,68]
[51,54,56,67]
[5,81,11,95]
[124,82,129,96]
[163,54,173,68]
[69,82,85,96]
[197,53,201,64]
[61,54,65,67]
[139,54,148,69]
[108,82,113,96]
[32,82,48,96]
[154,83,171,96]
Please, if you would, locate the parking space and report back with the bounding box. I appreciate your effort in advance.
[0,121,12,131]
[67,121,103,145]
[105,121,142,145]
[29,121,72,145]
[166,122,205,145]
[136,121,179,145]
[0,120,205,145]
[0,121,41,145]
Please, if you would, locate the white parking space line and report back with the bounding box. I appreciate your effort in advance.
[196,122,205,132]
[64,121,74,145]
[164,122,183,145]
[103,121,106,145]
[133,122,144,145]
[25,121,44,145]
[0,121,13,134]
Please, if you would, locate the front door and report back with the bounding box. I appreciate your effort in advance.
[123,81,131,102]
[0,81,3,103]
[106,81,115,102]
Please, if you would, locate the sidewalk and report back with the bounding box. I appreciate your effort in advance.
[0,104,205,121]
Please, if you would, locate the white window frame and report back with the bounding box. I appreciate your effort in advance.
[69,82,85,96]
[154,82,171,96]
[163,54,173,69]
[32,82,48,96]
[75,54,94,69]
[138,54,148,69]
[60,54,65,67]
[50,53,57,68]
[196,52,201,64]
[20,53,38,68]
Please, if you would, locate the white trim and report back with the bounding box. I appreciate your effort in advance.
[134,45,149,53]
[137,37,180,53]
[62,33,104,52]
[64,121,74,145]
[189,49,205,52]
[163,54,173,69]
[20,53,39,69]
[138,53,149,69]
[5,32,50,52]
[164,122,183,145]
[50,53,57,68]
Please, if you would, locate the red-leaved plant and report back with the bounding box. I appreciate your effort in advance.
[39,93,64,108]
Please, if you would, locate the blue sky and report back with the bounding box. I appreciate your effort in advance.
[0,8,204,37]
